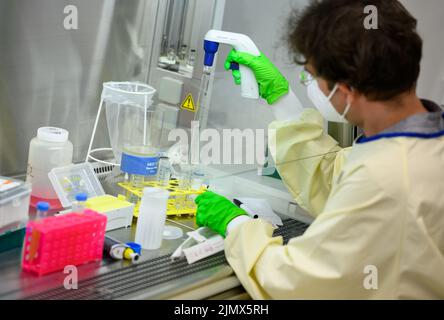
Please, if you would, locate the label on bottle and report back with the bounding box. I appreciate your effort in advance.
[121,152,159,176]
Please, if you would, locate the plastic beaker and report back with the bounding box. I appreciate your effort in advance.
[103,82,157,164]
[119,109,165,183]
[135,187,170,250]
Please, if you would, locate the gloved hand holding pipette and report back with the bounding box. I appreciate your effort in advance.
[225,49,289,105]
[225,49,305,121]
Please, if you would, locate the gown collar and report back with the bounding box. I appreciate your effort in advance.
[356,100,444,144]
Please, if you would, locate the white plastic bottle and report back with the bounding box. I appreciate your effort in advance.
[26,127,73,209]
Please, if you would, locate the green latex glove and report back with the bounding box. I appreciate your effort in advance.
[225,49,289,105]
[195,191,249,237]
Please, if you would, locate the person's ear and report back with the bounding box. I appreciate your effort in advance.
[337,83,356,105]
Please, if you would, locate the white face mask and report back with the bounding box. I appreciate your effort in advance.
[307,81,351,123]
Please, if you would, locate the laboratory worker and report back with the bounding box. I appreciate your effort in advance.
[195,0,444,299]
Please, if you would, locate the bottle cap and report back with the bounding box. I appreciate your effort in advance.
[75,193,88,202]
[126,242,142,255]
[36,201,50,212]
[37,127,69,143]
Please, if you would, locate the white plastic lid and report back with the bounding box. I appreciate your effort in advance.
[37,127,69,143]
[143,187,170,199]
[163,225,184,240]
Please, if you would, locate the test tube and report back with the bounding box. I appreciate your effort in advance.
[72,193,88,213]
[36,202,50,220]
[187,49,196,67]
[177,165,192,210]
[191,165,205,190]
[167,46,176,62]
[130,174,145,188]
[179,44,188,61]
[157,156,171,187]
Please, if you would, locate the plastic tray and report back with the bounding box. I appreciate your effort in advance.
[0,176,31,231]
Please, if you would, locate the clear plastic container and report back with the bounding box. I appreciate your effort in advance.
[48,162,105,208]
[135,188,170,250]
[26,127,73,209]
[0,177,31,232]
[120,108,165,183]
[103,82,157,164]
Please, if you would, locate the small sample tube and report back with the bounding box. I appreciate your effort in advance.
[36,201,50,220]
[191,165,205,190]
[177,166,192,210]
[157,156,171,187]
[187,49,196,67]
[72,193,88,213]
[130,174,145,188]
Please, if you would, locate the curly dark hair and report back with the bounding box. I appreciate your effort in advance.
[287,0,423,101]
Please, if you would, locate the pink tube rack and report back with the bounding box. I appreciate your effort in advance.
[21,210,107,276]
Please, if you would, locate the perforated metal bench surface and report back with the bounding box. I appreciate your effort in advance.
[24,219,309,300]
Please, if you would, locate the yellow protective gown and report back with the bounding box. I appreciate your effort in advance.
[225,108,444,299]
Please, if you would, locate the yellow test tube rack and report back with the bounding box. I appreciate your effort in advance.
[118,179,207,218]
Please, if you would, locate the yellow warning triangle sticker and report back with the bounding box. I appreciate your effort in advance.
[181,93,196,112]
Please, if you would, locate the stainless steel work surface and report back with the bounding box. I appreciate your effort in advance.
[0,218,309,300]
